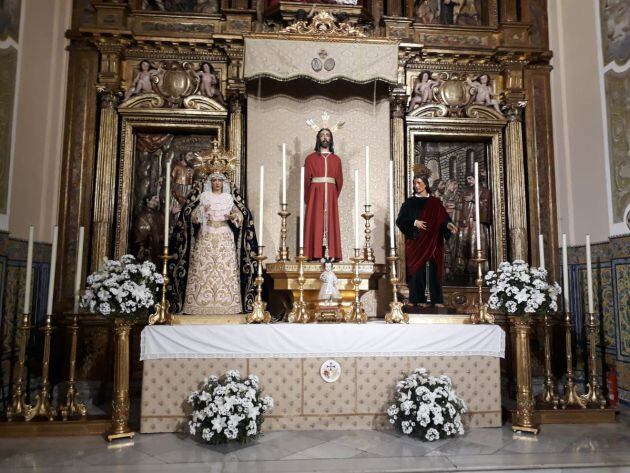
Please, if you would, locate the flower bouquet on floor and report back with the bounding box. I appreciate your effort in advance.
[80,254,163,318]
[188,370,274,445]
[484,260,561,315]
[388,368,467,442]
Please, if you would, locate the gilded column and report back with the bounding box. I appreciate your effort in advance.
[390,87,407,278]
[504,103,529,261]
[91,90,120,270]
[229,93,244,191]
[107,318,135,441]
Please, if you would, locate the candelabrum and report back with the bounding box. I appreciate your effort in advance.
[579,311,607,409]
[361,204,375,263]
[287,248,309,323]
[26,313,57,421]
[470,248,494,324]
[276,204,291,262]
[6,312,34,421]
[59,313,87,420]
[385,248,408,324]
[345,248,367,323]
[538,313,559,408]
[148,246,173,325]
[246,246,271,324]
[559,310,586,408]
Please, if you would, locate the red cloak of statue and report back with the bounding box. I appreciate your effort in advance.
[404,196,450,279]
[303,151,343,260]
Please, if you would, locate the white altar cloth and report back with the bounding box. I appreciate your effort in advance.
[140,322,505,360]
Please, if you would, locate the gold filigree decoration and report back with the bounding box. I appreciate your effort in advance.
[306,111,345,132]
[282,11,365,38]
[194,142,238,181]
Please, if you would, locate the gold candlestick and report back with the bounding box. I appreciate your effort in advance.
[559,310,586,408]
[579,311,607,408]
[6,312,34,421]
[59,313,87,420]
[361,205,375,263]
[108,318,135,441]
[288,248,309,323]
[276,204,291,262]
[246,246,271,324]
[385,248,408,323]
[538,313,559,408]
[346,248,367,323]
[470,248,494,324]
[25,313,57,421]
[148,246,173,325]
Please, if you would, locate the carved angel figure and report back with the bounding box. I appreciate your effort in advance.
[466,74,502,113]
[407,71,440,112]
[125,60,163,100]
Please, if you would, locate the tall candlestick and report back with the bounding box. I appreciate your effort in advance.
[282,143,287,205]
[299,166,304,248]
[164,157,172,245]
[388,160,395,249]
[539,234,545,269]
[585,234,594,314]
[73,226,84,313]
[354,169,360,249]
[562,233,569,312]
[46,226,58,315]
[259,165,265,247]
[365,146,370,205]
[474,162,481,252]
[23,226,34,314]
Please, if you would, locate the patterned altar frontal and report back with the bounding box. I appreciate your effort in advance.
[140,324,503,433]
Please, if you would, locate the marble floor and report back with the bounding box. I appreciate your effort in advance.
[2,417,630,473]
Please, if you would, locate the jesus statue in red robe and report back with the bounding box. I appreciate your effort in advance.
[303,128,344,260]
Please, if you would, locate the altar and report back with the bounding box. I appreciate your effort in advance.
[139,322,504,433]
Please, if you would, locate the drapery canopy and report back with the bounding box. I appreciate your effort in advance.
[244,37,398,85]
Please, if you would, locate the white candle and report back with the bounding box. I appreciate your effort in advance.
[23,226,34,314]
[282,143,287,205]
[388,160,395,250]
[474,162,482,252]
[539,234,545,269]
[73,226,84,313]
[585,234,594,313]
[259,165,264,247]
[299,166,305,249]
[164,157,172,245]
[46,226,58,315]
[562,233,569,310]
[354,169,360,249]
[365,146,370,206]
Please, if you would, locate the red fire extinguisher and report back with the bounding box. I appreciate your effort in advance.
[607,366,619,409]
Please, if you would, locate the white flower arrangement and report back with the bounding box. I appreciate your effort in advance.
[388,368,467,442]
[484,260,561,315]
[188,370,274,445]
[80,254,163,317]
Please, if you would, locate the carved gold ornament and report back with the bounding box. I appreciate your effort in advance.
[152,61,199,106]
[282,11,365,38]
[194,142,238,180]
[306,111,345,132]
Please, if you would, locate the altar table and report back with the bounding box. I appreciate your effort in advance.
[140,323,505,433]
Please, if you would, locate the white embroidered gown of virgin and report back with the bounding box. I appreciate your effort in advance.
[183,191,242,314]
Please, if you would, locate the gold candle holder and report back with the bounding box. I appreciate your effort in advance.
[148,246,173,325]
[559,310,586,408]
[276,204,291,262]
[246,246,271,324]
[288,248,309,323]
[385,248,408,324]
[6,312,34,421]
[59,313,87,420]
[25,313,57,421]
[470,248,494,324]
[509,315,539,434]
[107,318,135,441]
[538,313,559,408]
[346,248,367,323]
[579,311,607,409]
[361,204,375,263]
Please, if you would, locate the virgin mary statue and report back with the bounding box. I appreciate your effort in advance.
[168,158,258,315]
